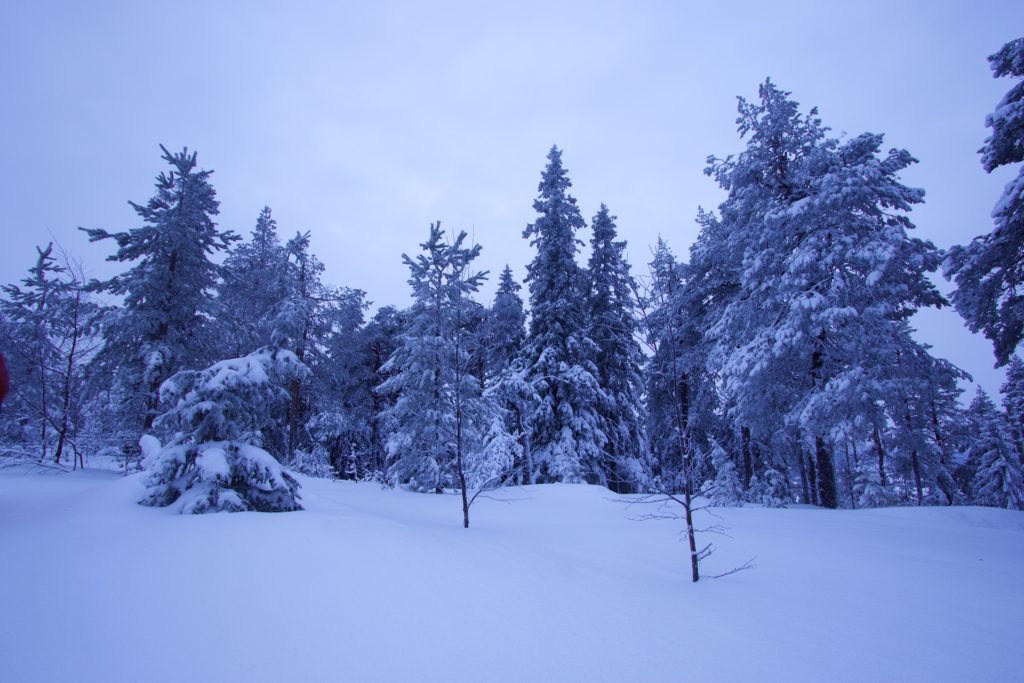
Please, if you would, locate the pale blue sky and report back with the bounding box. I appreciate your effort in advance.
[1,1,1021,396]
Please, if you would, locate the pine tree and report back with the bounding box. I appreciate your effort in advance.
[966,389,1024,510]
[945,37,1024,365]
[81,145,237,439]
[522,146,607,484]
[704,81,944,508]
[586,204,648,491]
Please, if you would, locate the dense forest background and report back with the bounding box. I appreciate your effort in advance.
[2,39,1023,518]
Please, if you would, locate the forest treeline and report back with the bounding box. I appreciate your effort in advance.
[2,39,1023,521]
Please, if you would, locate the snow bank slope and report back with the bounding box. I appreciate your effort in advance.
[1,470,1021,682]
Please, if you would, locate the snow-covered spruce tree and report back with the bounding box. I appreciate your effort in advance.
[964,388,1024,510]
[360,306,405,478]
[481,265,534,484]
[217,206,286,356]
[0,244,101,465]
[140,346,307,513]
[522,146,608,484]
[381,224,513,527]
[704,81,944,508]
[81,146,237,441]
[586,205,648,492]
[945,37,1024,366]
[1001,356,1024,461]
[483,265,526,381]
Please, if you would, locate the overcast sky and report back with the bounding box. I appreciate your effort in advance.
[1,1,1021,397]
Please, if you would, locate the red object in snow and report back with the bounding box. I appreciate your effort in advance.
[0,352,9,408]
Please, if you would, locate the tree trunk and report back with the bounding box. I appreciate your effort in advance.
[902,406,924,506]
[143,381,160,432]
[456,402,469,529]
[930,400,955,505]
[37,341,48,463]
[806,452,818,506]
[845,439,857,510]
[815,436,838,509]
[371,341,387,476]
[53,292,82,465]
[741,425,753,490]
[872,422,888,487]
[287,377,302,463]
[910,449,924,505]
[809,333,836,508]
[797,441,810,504]
[685,478,699,583]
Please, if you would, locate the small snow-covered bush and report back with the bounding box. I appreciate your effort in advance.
[140,437,301,513]
[139,347,307,513]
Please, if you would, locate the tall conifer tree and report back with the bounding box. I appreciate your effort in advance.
[586,204,647,491]
[704,82,944,508]
[522,147,607,484]
[81,146,236,438]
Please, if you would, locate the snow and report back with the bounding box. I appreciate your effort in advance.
[1,468,1022,682]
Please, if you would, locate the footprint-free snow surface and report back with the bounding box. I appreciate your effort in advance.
[1,468,1021,682]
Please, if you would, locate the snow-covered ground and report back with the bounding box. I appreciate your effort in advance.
[1,468,1021,682]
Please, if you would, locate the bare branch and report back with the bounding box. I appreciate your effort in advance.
[709,557,757,579]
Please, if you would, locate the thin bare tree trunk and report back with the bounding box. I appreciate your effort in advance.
[797,441,810,504]
[54,289,83,464]
[684,477,699,582]
[872,422,888,487]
